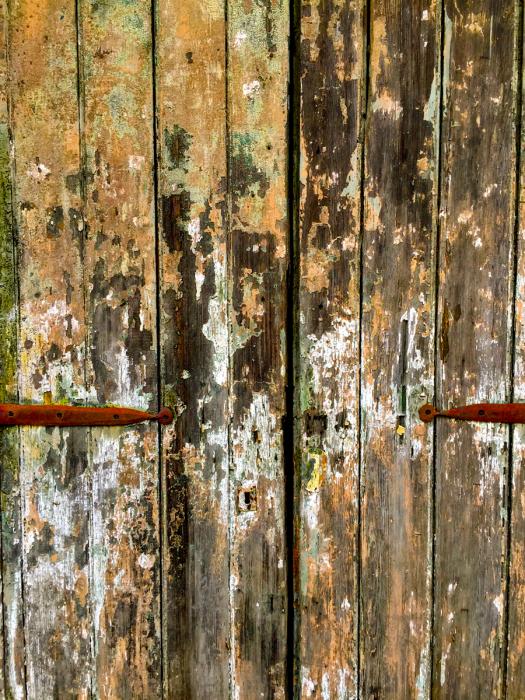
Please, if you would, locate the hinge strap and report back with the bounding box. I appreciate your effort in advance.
[419,402,525,424]
[0,403,174,427]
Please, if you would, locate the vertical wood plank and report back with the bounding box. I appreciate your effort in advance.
[433,1,519,696]
[295,0,365,695]
[0,7,6,686]
[78,1,161,696]
[227,0,289,695]
[507,1,525,694]
[8,0,91,696]
[360,2,439,697]
[0,1,22,695]
[155,0,230,696]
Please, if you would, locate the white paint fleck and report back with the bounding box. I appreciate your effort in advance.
[26,161,51,180]
[138,553,155,569]
[416,645,429,699]
[114,345,151,408]
[372,89,403,116]
[424,72,438,123]
[195,270,205,300]
[440,643,451,686]
[337,667,352,699]
[128,154,145,170]
[321,672,330,699]
[243,80,261,98]
[234,30,248,47]
[483,183,498,198]
[202,255,228,387]
[301,668,316,697]
[458,209,473,224]
[493,594,503,616]
[340,147,361,200]
[188,217,201,253]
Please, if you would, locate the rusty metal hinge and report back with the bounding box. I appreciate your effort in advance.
[0,403,174,427]
[419,402,525,424]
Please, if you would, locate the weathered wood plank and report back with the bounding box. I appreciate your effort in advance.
[295,0,365,695]
[154,0,230,697]
[360,2,439,696]
[0,2,22,695]
[0,6,6,690]
[227,0,289,695]
[433,1,519,696]
[78,1,161,695]
[8,0,91,696]
[507,4,525,695]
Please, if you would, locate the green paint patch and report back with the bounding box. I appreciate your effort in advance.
[106,86,137,138]
[164,125,192,172]
[230,132,270,198]
[0,124,17,404]
[162,385,179,414]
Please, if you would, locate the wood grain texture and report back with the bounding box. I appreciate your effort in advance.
[0,6,7,689]
[8,0,91,696]
[508,3,525,695]
[360,2,439,697]
[155,0,230,696]
[2,3,524,696]
[296,0,364,696]
[433,1,519,696]
[0,2,23,695]
[78,0,161,696]
[227,0,289,695]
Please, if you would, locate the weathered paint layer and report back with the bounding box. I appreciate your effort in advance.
[78,0,161,694]
[360,1,439,696]
[155,0,230,696]
[227,0,289,696]
[433,1,519,696]
[0,2,23,695]
[507,1,525,694]
[9,0,91,696]
[296,0,365,695]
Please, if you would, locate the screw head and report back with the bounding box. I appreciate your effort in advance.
[419,403,437,423]
[156,407,174,425]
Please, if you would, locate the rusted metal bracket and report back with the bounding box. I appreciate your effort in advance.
[0,403,174,427]
[419,402,525,424]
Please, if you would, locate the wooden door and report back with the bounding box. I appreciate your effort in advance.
[0,0,523,698]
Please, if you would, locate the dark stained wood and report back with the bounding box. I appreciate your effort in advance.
[8,0,91,695]
[295,0,365,695]
[433,1,520,696]
[508,4,525,694]
[155,0,231,696]
[227,0,289,695]
[78,0,161,695]
[360,1,439,696]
